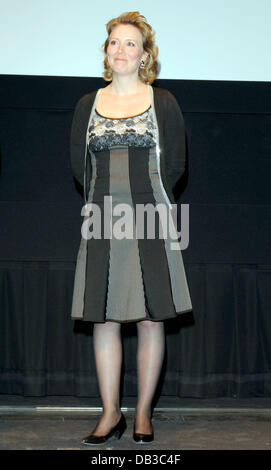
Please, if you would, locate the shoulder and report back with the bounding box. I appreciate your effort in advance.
[152,86,181,109]
[74,90,97,111]
[152,86,177,101]
[152,86,183,120]
[71,91,98,129]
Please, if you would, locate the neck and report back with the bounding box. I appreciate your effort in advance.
[108,74,147,96]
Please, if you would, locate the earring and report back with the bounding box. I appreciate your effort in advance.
[139,59,145,69]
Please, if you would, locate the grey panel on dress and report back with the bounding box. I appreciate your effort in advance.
[105,146,148,322]
[148,147,193,313]
[71,151,97,319]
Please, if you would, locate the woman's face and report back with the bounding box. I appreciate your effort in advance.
[107,24,147,78]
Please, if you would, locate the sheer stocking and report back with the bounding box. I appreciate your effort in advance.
[90,321,122,436]
[135,320,165,434]
[90,319,165,436]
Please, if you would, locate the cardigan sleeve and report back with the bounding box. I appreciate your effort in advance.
[70,94,88,187]
[164,90,186,191]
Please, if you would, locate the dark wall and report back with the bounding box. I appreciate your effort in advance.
[0,75,270,263]
[0,75,270,398]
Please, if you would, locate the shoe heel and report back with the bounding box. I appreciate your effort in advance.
[114,429,122,439]
[114,415,127,440]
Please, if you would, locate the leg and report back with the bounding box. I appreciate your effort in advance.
[135,319,165,434]
[90,321,122,436]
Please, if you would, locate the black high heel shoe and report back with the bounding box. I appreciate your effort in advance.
[133,418,154,444]
[82,412,127,445]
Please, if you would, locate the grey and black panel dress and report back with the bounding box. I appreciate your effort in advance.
[71,99,192,323]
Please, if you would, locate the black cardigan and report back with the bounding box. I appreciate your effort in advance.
[70,86,186,205]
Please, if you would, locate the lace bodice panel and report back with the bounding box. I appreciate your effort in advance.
[87,106,157,152]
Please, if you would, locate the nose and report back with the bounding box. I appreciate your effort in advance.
[117,43,124,54]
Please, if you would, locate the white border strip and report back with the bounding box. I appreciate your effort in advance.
[0,406,270,414]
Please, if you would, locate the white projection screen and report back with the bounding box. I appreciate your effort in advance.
[0,0,270,81]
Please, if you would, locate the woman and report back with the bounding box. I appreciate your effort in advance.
[70,11,192,445]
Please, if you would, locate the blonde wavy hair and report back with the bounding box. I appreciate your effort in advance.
[102,11,159,85]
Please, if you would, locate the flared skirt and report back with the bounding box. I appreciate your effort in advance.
[71,145,192,322]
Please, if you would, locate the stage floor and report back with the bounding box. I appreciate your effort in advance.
[0,396,271,450]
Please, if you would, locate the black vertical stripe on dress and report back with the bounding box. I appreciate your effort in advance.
[83,149,110,322]
[128,146,177,320]
[104,146,151,322]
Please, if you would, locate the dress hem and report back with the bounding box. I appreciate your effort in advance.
[71,308,193,323]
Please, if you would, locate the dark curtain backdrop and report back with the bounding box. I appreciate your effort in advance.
[0,75,270,399]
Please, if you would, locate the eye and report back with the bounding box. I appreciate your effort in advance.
[128,41,135,47]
